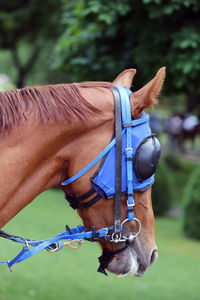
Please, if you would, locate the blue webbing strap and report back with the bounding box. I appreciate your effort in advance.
[117,85,134,221]
[61,132,122,186]
[0,224,119,270]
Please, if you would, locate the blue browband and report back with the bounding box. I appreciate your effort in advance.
[0,85,160,272]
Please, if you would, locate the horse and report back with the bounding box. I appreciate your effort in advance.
[0,67,165,277]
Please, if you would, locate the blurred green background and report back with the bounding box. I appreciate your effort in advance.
[0,1,200,299]
[0,189,199,300]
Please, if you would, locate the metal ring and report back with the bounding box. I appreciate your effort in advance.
[130,218,142,239]
[47,242,59,253]
[121,218,129,226]
[121,217,142,240]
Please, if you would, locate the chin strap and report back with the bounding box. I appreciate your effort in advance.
[98,244,128,276]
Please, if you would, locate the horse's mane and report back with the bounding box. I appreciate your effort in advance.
[0,81,113,136]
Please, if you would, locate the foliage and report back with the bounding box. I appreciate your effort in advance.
[1,0,200,112]
[55,0,200,113]
[152,158,174,216]
[183,166,200,239]
[0,0,64,87]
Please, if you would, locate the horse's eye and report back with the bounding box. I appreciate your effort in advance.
[134,135,161,182]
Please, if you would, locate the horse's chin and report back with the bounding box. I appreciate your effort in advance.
[106,244,147,277]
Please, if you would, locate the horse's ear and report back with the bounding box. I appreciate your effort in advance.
[131,67,166,118]
[113,69,136,89]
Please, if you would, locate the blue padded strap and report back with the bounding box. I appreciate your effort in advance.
[116,86,132,124]
[116,85,134,221]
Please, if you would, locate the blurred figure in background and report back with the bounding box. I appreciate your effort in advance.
[165,114,183,148]
[166,113,200,151]
[150,112,163,136]
[181,113,200,150]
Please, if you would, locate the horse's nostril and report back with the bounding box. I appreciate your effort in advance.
[150,249,158,265]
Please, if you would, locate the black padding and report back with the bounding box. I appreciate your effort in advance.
[66,187,96,202]
[134,135,161,181]
[65,193,102,210]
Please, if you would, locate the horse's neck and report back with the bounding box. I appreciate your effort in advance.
[0,121,83,228]
[0,87,114,228]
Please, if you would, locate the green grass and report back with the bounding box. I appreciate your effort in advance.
[0,189,199,300]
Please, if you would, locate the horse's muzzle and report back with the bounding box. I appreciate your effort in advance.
[104,238,158,277]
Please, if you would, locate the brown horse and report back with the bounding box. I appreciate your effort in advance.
[0,67,165,276]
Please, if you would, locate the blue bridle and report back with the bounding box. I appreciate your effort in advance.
[62,85,159,231]
[0,85,161,274]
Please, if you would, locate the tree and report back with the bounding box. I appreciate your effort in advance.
[54,0,200,114]
[0,0,64,87]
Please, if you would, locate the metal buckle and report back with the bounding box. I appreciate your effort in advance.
[111,232,122,243]
[125,148,133,155]
[109,217,142,243]
[64,239,84,249]
[110,232,127,243]
[127,201,135,208]
[47,239,84,252]
[123,122,133,128]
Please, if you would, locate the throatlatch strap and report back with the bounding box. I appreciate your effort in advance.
[111,88,122,234]
[65,187,102,210]
[65,187,96,202]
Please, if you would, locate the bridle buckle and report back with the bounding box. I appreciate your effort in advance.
[125,147,133,154]
[127,201,134,208]
[110,232,127,243]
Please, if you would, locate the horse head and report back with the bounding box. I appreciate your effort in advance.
[62,67,166,276]
[0,67,165,276]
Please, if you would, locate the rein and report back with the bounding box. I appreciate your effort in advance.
[0,85,159,274]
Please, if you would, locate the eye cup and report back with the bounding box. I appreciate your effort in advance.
[134,135,161,182]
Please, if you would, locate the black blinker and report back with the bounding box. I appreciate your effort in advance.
[134,135,161,181]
